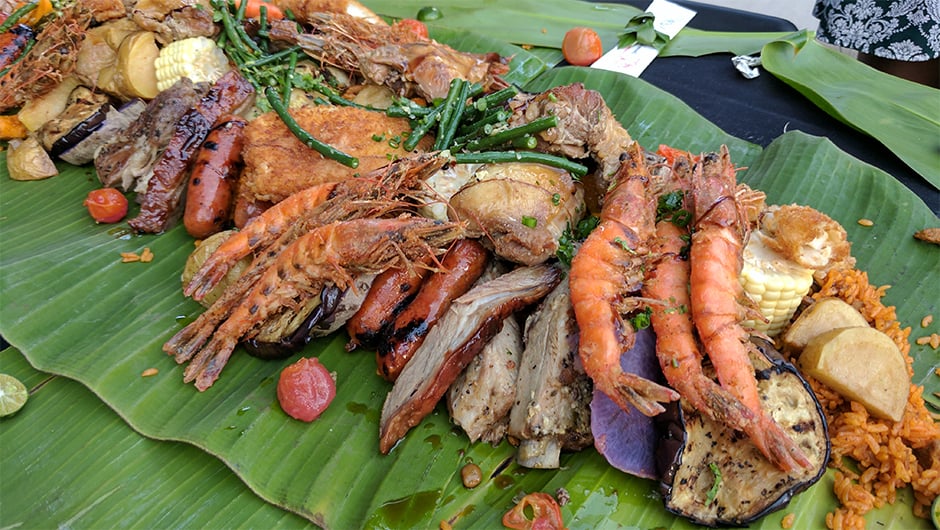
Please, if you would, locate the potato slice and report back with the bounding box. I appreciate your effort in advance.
[799,327,909,422]
[782,297,870,352]
[17,77,81,131]
[7,137,59,181]
[118,32,160,99]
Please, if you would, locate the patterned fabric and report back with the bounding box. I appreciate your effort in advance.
[814,0,940,60]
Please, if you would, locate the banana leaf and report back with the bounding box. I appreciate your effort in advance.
[761,32,940,189]
[0,347,309,528]
[365,0,791,59]
[2,48,937,527]
[365,0,642,51]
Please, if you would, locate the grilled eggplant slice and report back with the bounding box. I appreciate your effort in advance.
[246,274,375,359]
[657,338,829,527]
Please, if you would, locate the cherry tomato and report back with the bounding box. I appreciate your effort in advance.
[392,18,429,39]
[233,0,284,20]
[83,188,128,224]
[277,357,336,422]
[502,492,566,530]
[561,27,603,66]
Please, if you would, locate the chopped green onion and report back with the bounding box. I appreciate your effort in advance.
[705,462,722,506]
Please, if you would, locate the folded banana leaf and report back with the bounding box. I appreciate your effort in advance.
[1,25,937,530]
[365,0,791,58]
[761,32,940,189]
[0,347,309,528]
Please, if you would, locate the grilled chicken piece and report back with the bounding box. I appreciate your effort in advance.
[240,106,430,204]
[270,0,383,24]
[509,83,634,192]
[508,280,593,468]
[129,70,254,233]
[449,163,585,265]
[95,78,207,192]
[447,262,523,444]
[379,264,562,454]
[132,0,217,44]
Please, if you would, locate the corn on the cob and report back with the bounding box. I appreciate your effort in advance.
[154,37,231,92]
[740,233,815,336]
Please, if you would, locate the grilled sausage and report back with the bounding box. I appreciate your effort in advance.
[231,186,272,229]
[346,256,435,351]
[129,69,254,234]
[183,115,247,238]
[377,239,488,381]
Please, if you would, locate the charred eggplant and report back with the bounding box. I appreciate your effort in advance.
[656,338,829,526]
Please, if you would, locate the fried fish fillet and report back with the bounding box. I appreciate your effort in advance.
[240,105,430,204]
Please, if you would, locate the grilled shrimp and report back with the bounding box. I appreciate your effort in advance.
[689,148,759,409]
[570,143,679,417]
[645,154,810,472]
[184,154,448,300]
[180,217,467,391]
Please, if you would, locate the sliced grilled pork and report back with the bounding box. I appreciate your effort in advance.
[447,262,523,444]
[129,70,254,233]
[508,280,593,468]
[379,264,561,454]
[508,83,634,192]
[95,78,207,192]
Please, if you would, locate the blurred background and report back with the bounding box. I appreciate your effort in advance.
[685,0,819,30]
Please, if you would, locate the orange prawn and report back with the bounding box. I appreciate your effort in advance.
[644,154,810,472]
[184,154,448,300]
[569,143,679,417]
[180,216,466,391]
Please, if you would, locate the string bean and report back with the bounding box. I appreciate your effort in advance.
[265,87,359,168]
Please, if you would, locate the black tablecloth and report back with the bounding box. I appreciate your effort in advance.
[617,0,939,213]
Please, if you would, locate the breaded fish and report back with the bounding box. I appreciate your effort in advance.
[240,105,431,204]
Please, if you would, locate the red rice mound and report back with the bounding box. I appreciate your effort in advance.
[804,269,940,529]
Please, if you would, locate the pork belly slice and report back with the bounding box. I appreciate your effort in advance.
[129,70,254,233]
[508,280,593,469]
[94,78,206,192]
[379,263,561,454]
[447,262,523,444]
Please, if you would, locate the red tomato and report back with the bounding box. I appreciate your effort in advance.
[233,0,284,20]
[277,357,336,422]
[502,492,566,530]
[392,18,429,39]
[561,27,603,66]
[83,188,128,223]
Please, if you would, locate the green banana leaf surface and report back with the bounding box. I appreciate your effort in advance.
[761,32,940,189]
[0,347,310,528]
[2,17,939,530]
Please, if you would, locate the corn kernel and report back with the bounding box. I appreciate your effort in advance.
[740,234,814,336]
[155,37,231,92]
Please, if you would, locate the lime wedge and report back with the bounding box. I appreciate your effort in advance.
[0,374,28,417]
[932,494,939,529]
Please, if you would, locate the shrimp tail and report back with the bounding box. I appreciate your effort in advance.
[609,372,680,416]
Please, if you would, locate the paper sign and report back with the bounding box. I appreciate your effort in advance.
[591,0,697,77]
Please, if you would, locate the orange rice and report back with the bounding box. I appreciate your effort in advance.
[804,269,940,529]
